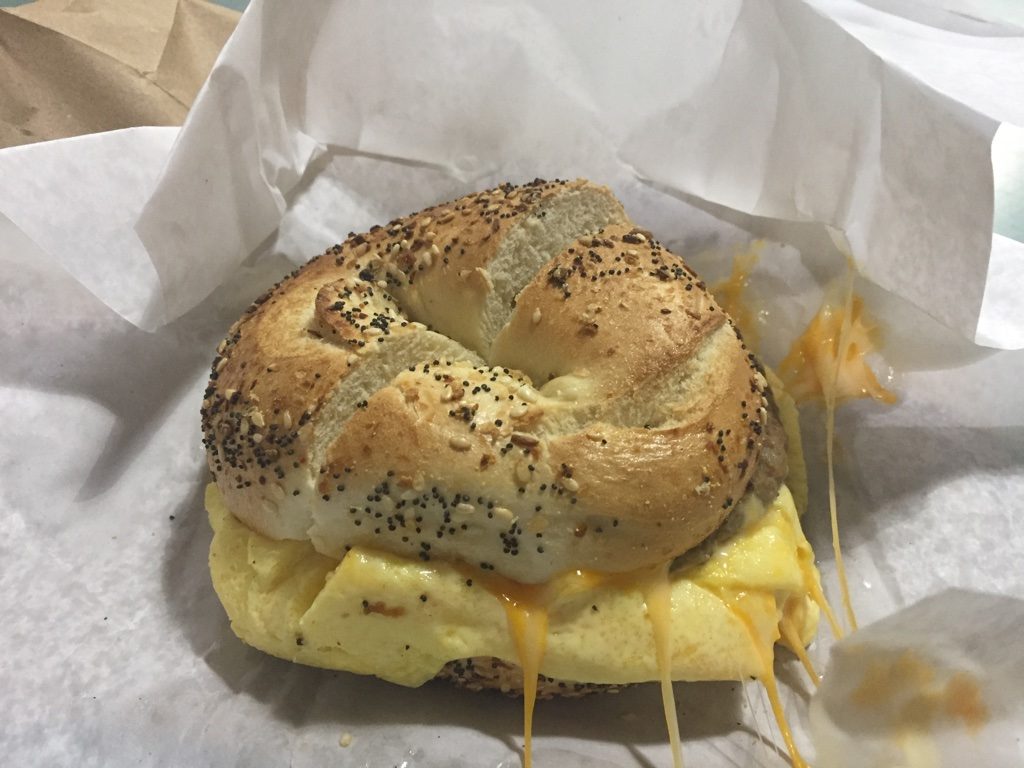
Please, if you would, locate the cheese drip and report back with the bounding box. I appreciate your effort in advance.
[504,601,547,768]
[465,531,822,768]
[799,544,844,640]
[471,566,682,768]
[778,280,896,408]
[715,246,896,636]
[780,600,820,687]
[716,590,810,768]
[460,572,551,768]
[710,244,763,347]
[780,269,895,635]
[643,565,685,768]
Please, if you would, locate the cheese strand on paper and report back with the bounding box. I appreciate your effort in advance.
[779,262,896,635]
[644,564,685,768]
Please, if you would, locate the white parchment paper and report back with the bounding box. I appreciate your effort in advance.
[1,1,1023,766]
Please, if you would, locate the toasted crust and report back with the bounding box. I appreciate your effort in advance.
[437,657,625,699]
[201,179,779,583]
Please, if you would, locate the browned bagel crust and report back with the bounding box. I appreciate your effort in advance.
[437,657,627,699]
[201,179,778,584]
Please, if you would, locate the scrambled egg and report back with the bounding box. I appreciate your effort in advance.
[207,480,819,687]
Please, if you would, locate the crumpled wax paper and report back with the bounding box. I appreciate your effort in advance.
[1,1,1023,766]
[810,589,1024,767]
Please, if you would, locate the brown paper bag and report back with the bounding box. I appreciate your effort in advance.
[0,0,239,148]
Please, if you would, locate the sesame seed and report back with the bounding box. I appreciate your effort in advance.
[449,436,472,451]
[510,431,539,448]
[517,386,538,403]
[493,507,514,522]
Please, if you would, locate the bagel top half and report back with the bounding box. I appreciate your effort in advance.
[201,179,786,584]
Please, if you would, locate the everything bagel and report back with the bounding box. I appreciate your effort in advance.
[201,178,819,707]
[202,179,785,583]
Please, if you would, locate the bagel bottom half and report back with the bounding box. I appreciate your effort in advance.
[205,378,821,693]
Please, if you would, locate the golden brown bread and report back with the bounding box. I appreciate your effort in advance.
[437,657,625,699]
[201,178,779,583]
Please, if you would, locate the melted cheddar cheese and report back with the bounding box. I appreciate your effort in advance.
[780,274,896,637]
[779,291,896,408]
[710,243,763,348]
